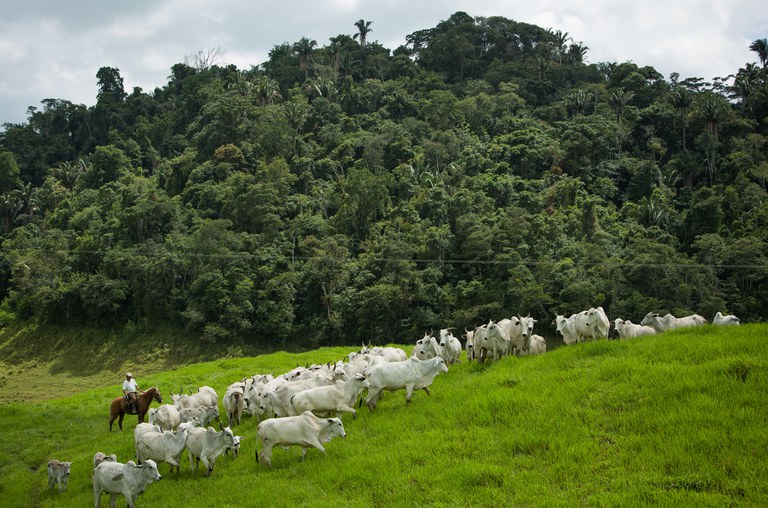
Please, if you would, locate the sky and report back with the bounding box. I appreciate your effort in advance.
[0,0,766,126]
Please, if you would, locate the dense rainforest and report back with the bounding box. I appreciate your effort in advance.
[0,12,766,348]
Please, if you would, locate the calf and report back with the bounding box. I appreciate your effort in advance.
[256,411,346,466]
[223,382,246,426]
[93,459,161,508]
[47,460,71,493]
[613,318,656,339]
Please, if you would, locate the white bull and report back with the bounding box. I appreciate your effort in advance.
[135,426,190,474]
[148,404,180,431]
[186,426,237,476]
[171,386,218,410]
[93,459,161,508]
[713,312,740,325]
[613,318,656,339]
[256,411,346,466]
[290,373,370,420]
[438,329,462,365]
[640,312,707,332]
[363,356,448,411]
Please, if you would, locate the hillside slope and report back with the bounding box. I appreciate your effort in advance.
[0,325,766,506]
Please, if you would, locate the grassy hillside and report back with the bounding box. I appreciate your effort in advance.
[0,325,766,506]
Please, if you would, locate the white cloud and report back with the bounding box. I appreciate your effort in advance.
[0,0,766,126]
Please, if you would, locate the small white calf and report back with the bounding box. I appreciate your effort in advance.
[613,318,656,339]
[47,460,71,492]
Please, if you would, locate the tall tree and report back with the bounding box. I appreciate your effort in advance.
[293,37,317,80]
[353,19,373,49]
[749,38,768,68]
[671,87,694,151]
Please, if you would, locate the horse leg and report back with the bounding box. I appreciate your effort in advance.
[118,412,125,431]
[138,411,145,424]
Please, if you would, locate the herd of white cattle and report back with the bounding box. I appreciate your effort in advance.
[47,307,740,506]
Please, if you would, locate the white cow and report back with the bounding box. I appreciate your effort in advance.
[256,411,346,467]
[186,426,236,476]
[223,382,246,426]
[171,386,218,410]
[713,312,740,326]
[363,356,448,411]
[477,319,516,361]
[290,373,370,420]
[553,313,580,345]
[93,452,117,469]
[464,327,477,362]
[47,460,71,492]
[613,318,656,339]
[521,334,546,355]
[179,405,220,427]
[148,404,180,431]
[93,459,161,508]
[225,435,244,460]
[411,333,443,360]
[585,307,610,340]
[517,316,538,354]
[438,329,462,365]
[360,343,408,362]
[641,312,707,332]
[135,426,190,474]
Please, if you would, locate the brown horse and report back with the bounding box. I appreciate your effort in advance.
[109,387,163,431]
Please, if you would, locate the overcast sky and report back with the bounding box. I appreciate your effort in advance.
[0,0,765,126]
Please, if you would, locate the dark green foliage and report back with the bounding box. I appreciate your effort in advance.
[0,13,765,347]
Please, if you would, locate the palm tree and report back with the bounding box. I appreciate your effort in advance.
[0,192,22,234]
[569,89,591,115]
[568,42,589,64]
[254,76,282,106]
[292,37,317,79]
[749,38,768,68]
[608,88,635,124]
[353,19,373,49]
[670,88,694,151]
[552,29,570,64]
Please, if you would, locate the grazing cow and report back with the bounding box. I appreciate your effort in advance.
[186,426,236,476]
[363,356,449,411]
[552,313,580,345]
[411,333,443,360]
[640,312,707,332]
[47,460,71,493]
[135,426,191,474]
[170,386,218,410]
[223,382,246,426]
[613,318,656,339]
[585,307,610,340]
[93,452,117,469]
[713,312,740,326]
[521,334,546,355]
[438,329,462,365]
[93,459,161,508]
[225,435,244,460]
[179,405,220,427]
[256,411,346,467]
[148,404,180,431]
[291,373,370,420]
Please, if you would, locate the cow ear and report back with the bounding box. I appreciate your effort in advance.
[327,419,334,423]
[111,474,124,481]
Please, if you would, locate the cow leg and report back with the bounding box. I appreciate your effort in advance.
[93,489,101,508]
[405,384,414,404]
[48,475,54,490]
[200,455,212,476]
[336,404,356,419]
[365,388,382,412]
[421,387,431,396]
[109,493,117,508]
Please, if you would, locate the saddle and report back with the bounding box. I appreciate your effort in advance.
[123,396,138,415]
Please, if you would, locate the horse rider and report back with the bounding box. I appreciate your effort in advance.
[122,372,144,414]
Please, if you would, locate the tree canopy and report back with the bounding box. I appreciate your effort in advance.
[0,13,766,348]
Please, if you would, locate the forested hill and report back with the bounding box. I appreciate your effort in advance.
[0,12,766,348]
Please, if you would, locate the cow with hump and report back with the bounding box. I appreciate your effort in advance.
[93,458,161,508]
[256,411,346,466]
[363,355,449,411]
